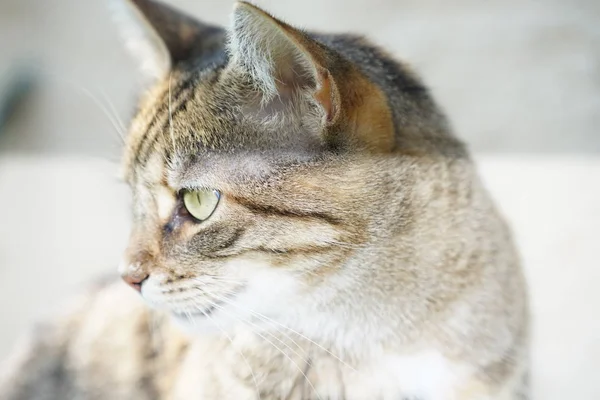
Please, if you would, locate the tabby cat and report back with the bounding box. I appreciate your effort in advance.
[0,0,529,399]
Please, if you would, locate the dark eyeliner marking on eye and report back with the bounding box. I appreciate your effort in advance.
[218,227,246,250]
[232,196,340,226]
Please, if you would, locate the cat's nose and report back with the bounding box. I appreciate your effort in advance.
[122,272,149,292]
[119,250,153,293]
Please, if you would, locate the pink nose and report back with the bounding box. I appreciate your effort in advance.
[122,273,149,292]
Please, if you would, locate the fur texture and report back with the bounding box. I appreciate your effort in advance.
[0,1,528,399]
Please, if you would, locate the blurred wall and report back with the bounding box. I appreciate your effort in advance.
[1,0,600,157]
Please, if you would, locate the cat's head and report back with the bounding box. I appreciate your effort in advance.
[115,0,423,331]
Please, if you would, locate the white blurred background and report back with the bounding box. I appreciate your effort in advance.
[0,0,599,398]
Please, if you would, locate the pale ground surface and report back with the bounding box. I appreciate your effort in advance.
[0,156,599,400]
[0,0,599,399]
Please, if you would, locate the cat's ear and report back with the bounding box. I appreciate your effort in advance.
[113,0,225,79]
[229,1,339,125]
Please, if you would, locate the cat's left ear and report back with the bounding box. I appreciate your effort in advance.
[113,0,225,79]
[229,1,340,125]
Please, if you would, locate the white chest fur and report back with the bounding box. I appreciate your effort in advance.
[341,351,471,400]
[177,337,477,400]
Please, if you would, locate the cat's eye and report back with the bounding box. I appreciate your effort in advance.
[181,189,220,222]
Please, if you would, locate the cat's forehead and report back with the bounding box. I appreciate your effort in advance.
[130,145,317,198]
[122,67,241,181]
[122,68,322,190]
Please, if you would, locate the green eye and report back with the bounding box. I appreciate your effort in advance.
[182,189,220,222]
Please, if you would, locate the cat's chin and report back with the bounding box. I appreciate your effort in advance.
[170,313,222,335]
[168,307,244,335]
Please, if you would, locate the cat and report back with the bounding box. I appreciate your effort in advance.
[0,0,529,399]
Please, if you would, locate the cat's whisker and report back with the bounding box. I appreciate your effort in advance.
[204,300,323,400]
[98,87,128,135]
[192,277,255,290]
[194,288,312,365]
[182,310,196,328]
[76,86,127,145]
[199,292,308,362]
[28,66,127,144]
[168,73,177,153]
[195,304,263,400]
[200,287,358,374]
[196,274,312,290]
[198,288,327,373]
[194,276,246,284]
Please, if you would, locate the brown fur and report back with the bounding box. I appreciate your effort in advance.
[0,1,528,399]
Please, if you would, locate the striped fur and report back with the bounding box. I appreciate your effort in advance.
[0,1,528,399]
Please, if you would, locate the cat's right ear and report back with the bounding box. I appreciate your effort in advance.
[112,0,225,79]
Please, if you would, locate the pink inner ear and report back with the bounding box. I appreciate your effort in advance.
[313,68,337,124]
[252,65,338,129]
[272,53,338,125]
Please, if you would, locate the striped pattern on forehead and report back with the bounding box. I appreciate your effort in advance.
[122,80,184,181]
[123,65,227,183]
[134,75,197,167]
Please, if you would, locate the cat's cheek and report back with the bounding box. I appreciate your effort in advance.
[133,258,303,334]
[223,258,304,317]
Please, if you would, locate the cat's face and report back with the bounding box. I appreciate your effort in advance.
[120,70,366,332]
[117,0,396,331]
